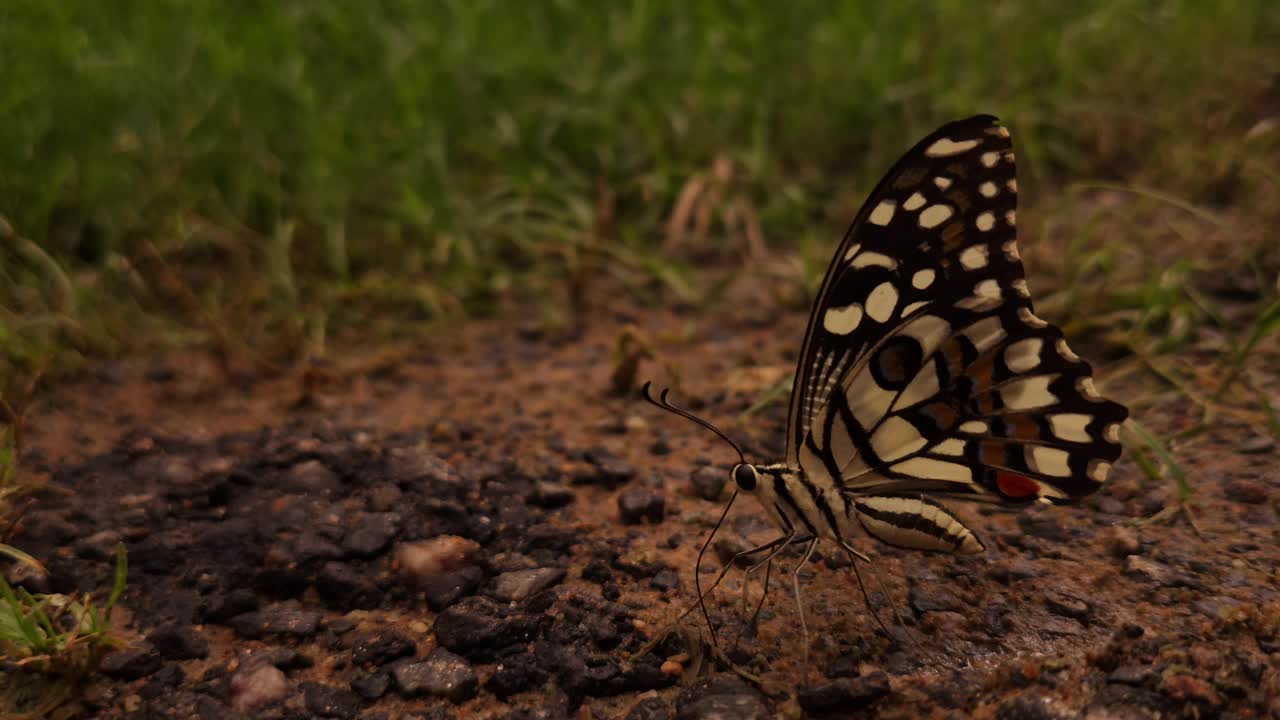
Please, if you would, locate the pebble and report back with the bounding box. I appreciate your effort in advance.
[423,566,486,611]
[74,529,123,560]
[366,482,403,512]
[1123,556,1173,586]
[485,652,549,698]
[1223,478,1270,504]
[301,682,362,720]
[994,693,1078,719]
[228,601,322,639]
[350,630,416,666]
[796,671,891,713]
[1107,665,1156,686]
[627,695,673,720]
[147,623,209,660]
[488,567,567,602]
[433,596,542,659]
[285,460,342,494]
[317,562,382,611]
[1237,436,1275,454]
[229,663,289,713]
[908,585,961,614]
[689,466,726,501]
[99,642,163,680]
[618,487,666,525]
[350,670,391,700]
[392,647,479,703]
[530,481,575,509]
[649,569,680,592]
[395,536,483,588]
[342,512,401,557]
[1103,526,1141,558]
[675,675,770,720]
[1043,590,1092,622]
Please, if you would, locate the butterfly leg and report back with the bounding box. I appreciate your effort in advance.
[839,541,921,651]
[694,532,797,648]
[789,538,821,665]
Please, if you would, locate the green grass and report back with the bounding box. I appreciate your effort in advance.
[0,0,1278,389]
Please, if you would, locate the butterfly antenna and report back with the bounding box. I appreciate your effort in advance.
[641,382,746,464]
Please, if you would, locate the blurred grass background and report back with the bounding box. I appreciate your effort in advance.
[1,0,1278,395]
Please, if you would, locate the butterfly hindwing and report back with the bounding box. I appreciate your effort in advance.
[789,115,1126,507]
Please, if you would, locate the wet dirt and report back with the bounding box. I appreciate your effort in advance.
[6,296,1280,719]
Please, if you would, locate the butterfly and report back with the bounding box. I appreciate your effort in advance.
[643,114,1128,646]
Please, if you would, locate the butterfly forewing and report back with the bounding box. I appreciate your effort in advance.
[787,115,1126,507]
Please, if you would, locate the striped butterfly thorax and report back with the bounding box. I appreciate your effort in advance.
[645,115,1127,641]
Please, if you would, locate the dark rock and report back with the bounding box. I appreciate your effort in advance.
[1123,556,1173,586]
[294,531,344,564]
[139,662,185,699]
[350,671,391,700]
[343,513,401,558]
[1016,511,1069,542]
[908,585,960,614]
[689,466,726,501]
[650,569,680,592]
[99,642,163,680]
[573,452,635,487]
[1223,478,1270,504]
[488,567,566,602]
[1108,665,1156,686]
[530,481,574,509]
[485,652,549,699]
[1042,590,1091,622]
[581,559,614,584]
[228,601,321,639]
[148,623,209,660]
[74,529,122,560]
[626,696,673,720]
[675,675,769,720]
[797,672,891,713]
[366,482,403,512]
[618,488,665,524]
[1192,594,1249,621]
[649,435,672,455]
[995,693,1077,720]
[286,460,342,494]
[986,559,1042,583]
[351,631,416,667]
[1238,436,1275,454]
[317,562,383,611]
[423,566,485,611]
[202,588,259,623]
[302,682,362,719]
[392,648,478,703]
[433,596,541,660]
[248,646,313,670]
[825,652,862,679]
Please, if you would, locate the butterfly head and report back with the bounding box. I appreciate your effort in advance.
[731,463,759,491]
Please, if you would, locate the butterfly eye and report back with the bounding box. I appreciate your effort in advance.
[733,464,757,491]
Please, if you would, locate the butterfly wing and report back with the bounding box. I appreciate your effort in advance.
[787,115,1126,508]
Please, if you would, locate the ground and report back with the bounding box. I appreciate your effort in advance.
[5,290,1279,719]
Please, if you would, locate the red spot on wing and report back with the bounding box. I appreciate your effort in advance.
[996,471,1040,499]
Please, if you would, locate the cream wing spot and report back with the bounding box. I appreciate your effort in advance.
[1007,178,1017,193]
[842,242,863,261]
[865,282,899,323]
[1018,307,1048,328]
[975,211,995,232]
[912,269,936,289]
[933,438,966,456]
[851,251,898,270]
[1048,413,1093,442]
[925,137,980,157]
[1026,445,1073,477]
[1105,423,1121,443]
[999,375,1058,410]
[822,303,863,335]
[1012,279,1030,297]
[903,192,926,211]
[934,176,953,190]
[869,201,896,227]
[1003,337,1043,372]
[981,151,999,167]
[1077,377,1101,400]
[870,417,927,462]
[1056,338,1081,362]
[1005,210,1016,227]
[889,457,973,483]
[919,204,953,228]
[901,300,929,316]
[1003,239,1021,261]
[979,181,997,198]
[959,420,989,434]
[960,244,989,269]
[895,366,940,409]
[1088,459,1112,484]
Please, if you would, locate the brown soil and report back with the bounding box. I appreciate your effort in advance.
[6,295,1280,719]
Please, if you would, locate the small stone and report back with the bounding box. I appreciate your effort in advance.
[148,623,209,660]
[627,695,674,720]
[1103,526,1140,558]
[1160,674,1221,707]
[350,631,416,666]
[286,460,342,494]
[661,660,683,676]
[317,562,382,611]
[228,601,321,639]
[1107,665,1155,686]
[713,535,757,566]
[74,530,123,560]
[230,663,289,713]
[675,676,769,720]
[485,652,548,699]
[1123,556,1172,586]
[100,642,163,680]
[909,585,960,614]
[1043,590,1091,622]
[995,693,1077,720]
[423,566,485,611]
[488,567,566,602]
[1238,436,1275,454]
[649,436,672,456]
[343,513,401,558]
[618,488,666,525]
[301,682,361,719]
[650,569,680,592]
[433,596,541,659]
[395,536,483,588]
[366,483,403,512]
[797,672,891,713]
[1223,478,1270,504]
[392,648,478,703]
[1192,594,1249,621]
[530,481,574,509]
[350,671,390,700]
[202,588,259,622]
[825,652,863,679]
[294,531,343,564]
[689,467,727,502]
